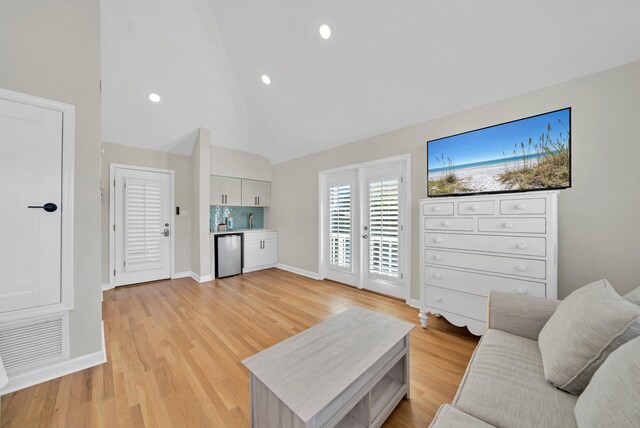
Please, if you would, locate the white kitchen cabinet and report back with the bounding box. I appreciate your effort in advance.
[243,231,278,272]
[211,175,241,205]
[241,179,271,207]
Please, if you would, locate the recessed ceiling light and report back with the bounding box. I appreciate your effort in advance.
[261,74,271,85]
[148,93,161,103]
[319,24,331,39]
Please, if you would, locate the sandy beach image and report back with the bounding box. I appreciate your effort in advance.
[427,109,570,196]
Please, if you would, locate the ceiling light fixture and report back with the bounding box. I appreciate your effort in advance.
[148,93,161,103]
[261,74,271,85]
[319,24,331,39]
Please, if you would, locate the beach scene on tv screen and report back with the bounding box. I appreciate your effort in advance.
[427,108,570,196]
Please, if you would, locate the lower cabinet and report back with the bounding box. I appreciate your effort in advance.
[243,231,278,272]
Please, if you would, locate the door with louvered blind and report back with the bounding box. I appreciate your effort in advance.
[114,167,172,286]
[325,171,358,285]
[361,162,406,299]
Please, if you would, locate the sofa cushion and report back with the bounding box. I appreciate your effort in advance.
[538,279,640,394]
[625,286,640,306]
[429,404,495,428]
[454,329,578,428]
[574,336,640,428]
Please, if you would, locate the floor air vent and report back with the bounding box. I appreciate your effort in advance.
[0,313,66,374]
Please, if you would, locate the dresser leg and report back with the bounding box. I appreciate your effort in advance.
[419,310,429,328]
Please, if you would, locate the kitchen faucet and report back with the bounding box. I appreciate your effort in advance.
[248,212,254,229]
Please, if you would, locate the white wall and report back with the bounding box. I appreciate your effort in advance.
[270,60,640,300]
[211,144,271,181]
[0,0,102,357]
[100,143,192,283]
[191,128,212,278]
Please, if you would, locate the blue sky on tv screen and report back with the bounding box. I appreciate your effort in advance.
[427,109,570,170]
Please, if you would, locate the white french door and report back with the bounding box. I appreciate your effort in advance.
[112,166,173,286]
[360,162,406,298]
[321,157,408,300]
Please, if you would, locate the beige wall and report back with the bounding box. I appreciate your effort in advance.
[191,128,212,277]
[0,0,102,356]
[211,145,271,181]
[100,143,192,283]
[271,60,640,300]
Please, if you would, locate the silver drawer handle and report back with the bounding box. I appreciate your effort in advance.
[516,287,527,295]
[470,204,479,211]
[516,203,526,210]
[434,237,443,243]
[433,206,442,212]
[517,242,528,250]
[504,222,514,229]
[442,221,451,227]
[434,296,442,302]
[433,273,442,279]
[433,254,443,261]
[517,264,528,272]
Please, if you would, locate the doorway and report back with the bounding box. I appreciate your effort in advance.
[110,165,175,287]
[319,155,411,301]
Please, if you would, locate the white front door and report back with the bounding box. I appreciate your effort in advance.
[0,99,63,312]
[360,162,406,299]
[113,167,172,286]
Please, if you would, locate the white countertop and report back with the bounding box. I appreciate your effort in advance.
[210,228,277,235]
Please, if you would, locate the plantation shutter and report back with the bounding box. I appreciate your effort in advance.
[329,184,352,269]
[124,178,163,272]
[368,178,400,278]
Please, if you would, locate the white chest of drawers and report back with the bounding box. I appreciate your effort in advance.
[419,192,558,335]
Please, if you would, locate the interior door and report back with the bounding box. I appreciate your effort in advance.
[114,167,172,286]
[361,162,406,299]
[324,171,358,286]
[0,98,63,312]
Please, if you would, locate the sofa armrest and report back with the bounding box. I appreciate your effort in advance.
[487,291,560,341]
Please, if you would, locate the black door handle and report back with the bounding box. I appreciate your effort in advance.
[28,203,58,212]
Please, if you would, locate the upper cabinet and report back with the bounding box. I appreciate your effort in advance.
[241,179,271,207]
[210,176,242,206]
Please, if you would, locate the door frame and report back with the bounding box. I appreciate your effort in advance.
[0,88,75,323]
[318,154,412,304]
[109,163,176,288]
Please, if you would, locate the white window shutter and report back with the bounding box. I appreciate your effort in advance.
[124,178,163,272]
[368,178,400,278]
[329,184,352,269]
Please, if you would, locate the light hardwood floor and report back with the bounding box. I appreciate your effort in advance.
[1,269,478,427]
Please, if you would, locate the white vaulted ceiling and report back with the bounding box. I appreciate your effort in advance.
[101,0,640,163]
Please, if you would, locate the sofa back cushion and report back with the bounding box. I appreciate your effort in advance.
[574,336,640,427]
[625,286,640,306]
[538,279,640,394]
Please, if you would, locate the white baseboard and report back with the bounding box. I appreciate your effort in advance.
[0,321,107,395]
[172,271,191,279]
[190,272,212,283]
[275,264,320,280]
[407,298,421,309]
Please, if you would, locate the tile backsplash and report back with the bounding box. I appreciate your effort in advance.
[210,206,264,231]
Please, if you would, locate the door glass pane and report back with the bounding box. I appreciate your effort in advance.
[368,178,399,278]
[329,184,351,269]
[125,178,163,271]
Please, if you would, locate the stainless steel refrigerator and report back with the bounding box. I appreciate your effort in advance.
[215,234,243,278]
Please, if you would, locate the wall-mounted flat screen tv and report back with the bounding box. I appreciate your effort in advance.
[427,108,571,197]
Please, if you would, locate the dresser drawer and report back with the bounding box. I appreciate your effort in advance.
[425,287,486,321]
[424,266,546,297]
[500,198,546,215]
[423,202,454,216]
[478,217,546,234]
[425,233,546,257]
[425,217,474,231]
[458,200,495,215]
[425,249,546,279]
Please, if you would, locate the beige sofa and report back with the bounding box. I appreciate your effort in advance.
[429,290,638,427]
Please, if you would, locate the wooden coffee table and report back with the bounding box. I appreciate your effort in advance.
[242,306,414,428]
